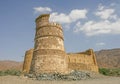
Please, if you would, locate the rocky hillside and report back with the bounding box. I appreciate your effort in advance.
[95,48,120,68]
[0,60,23,71]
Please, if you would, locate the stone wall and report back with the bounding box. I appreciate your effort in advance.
[68,49,98,73]
[23,49,33,73]
[23,49,98,73]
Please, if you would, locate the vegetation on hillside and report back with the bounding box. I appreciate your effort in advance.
[99,68,120,76]
[0,69,21,76]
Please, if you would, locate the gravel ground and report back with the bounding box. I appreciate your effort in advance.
[0,75,120,84]
[27,71,92,80]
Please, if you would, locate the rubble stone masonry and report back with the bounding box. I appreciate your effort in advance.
[29,14,68,74]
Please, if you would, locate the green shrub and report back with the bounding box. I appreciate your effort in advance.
[0,69,21,76]
[99,68,120,76]
[0,71,5,76]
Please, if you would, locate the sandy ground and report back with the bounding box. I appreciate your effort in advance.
[0,76,120,84]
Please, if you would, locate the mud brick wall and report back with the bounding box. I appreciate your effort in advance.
[23,49,33,73]
[68,49,98,72]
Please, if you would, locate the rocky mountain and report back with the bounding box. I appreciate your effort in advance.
[95,48,120,68]
[0,60,23,71]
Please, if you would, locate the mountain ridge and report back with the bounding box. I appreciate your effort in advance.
[95,48,120,68]
[0,60,23,71]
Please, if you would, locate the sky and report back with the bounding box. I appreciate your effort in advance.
[0,0,120,61]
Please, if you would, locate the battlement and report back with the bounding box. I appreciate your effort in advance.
[75,49,94,55]
[35,18,64,41]
[36,22,63,31]
[50,22,62,28]
[35,14,61,27]
[35,14,50,22]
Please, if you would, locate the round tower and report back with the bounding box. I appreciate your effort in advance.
[30,14,68,74]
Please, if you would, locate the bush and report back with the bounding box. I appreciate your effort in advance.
[0,71,5,76]
[0,69,21,76]
[99,68,120,76]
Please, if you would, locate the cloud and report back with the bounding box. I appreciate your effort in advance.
[50,9,87,24]
[50,12,70,24]
[95,9,116,19]
[69,9,87,21]
[94,4,117,20]
[33,7,52,14]
[74,19,120,36]
[33,7,88,29]
[96,42,106,46]
[74,4,120,36]
[97,4,105,10]
[33,4,120,36]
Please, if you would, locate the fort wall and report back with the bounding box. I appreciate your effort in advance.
[68,49,98,72]
[23,49,33,73]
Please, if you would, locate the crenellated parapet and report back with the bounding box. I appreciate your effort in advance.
[36,22,63,31]
[35,23,64,41]
[35,14,50,22]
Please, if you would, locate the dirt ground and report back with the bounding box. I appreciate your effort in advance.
[0,76,120,84]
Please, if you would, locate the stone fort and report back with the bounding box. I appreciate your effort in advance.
[23,14,98,74]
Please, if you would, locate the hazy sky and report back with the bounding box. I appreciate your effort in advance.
[0,0,120,61]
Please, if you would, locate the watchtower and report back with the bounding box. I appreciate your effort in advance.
[30,14,68,74]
